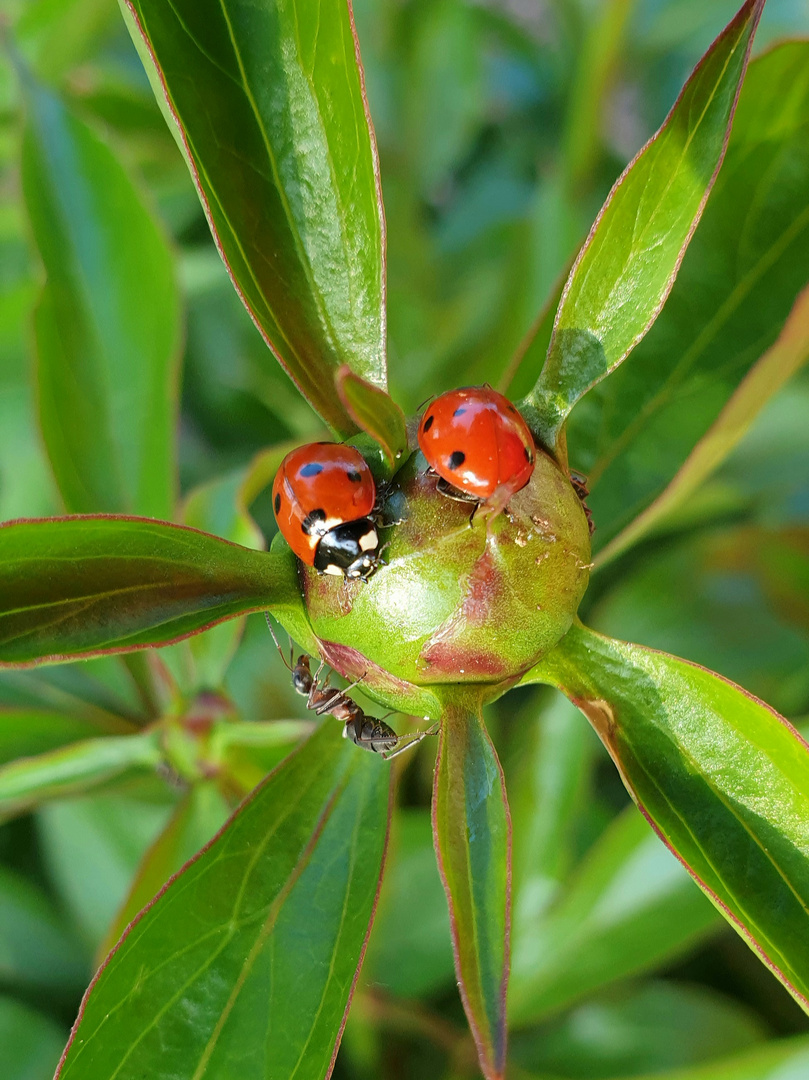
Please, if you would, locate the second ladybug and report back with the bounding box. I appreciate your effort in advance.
[418,386,535,518]
[273,443,381,580]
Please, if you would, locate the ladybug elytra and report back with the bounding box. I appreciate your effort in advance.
[417,386,535,516]
[272,443,381,580]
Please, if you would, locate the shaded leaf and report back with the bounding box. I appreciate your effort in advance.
[180,470,266,692]
[0,708,129,767]
[336,365,408,470]
[509,805,720,1024]
[0,515,301,666]
[507,693,598,930]
[0,865,88,992]
[622,1035,809,1080]
[527,621,809,1012]
[432,702,511,1080]
[38,784,177,950]
[21,77,180,518]
[121,0,386,435]
[524,0,764,451]
[0,730,162,820]
[97,781,231,962]
[572,43,809,554]
[594,282,809,565]
[589,526,809,718]
[57,722,392,1080]
[363,808,455,1000]
[0,995,70,1080]
[512,981,765,1079]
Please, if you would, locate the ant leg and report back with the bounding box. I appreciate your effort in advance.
[341,672,368,695]
[381,721,441,761]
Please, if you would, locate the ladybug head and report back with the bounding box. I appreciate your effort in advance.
[313,518,381,580]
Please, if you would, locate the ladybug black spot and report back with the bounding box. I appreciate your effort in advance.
[423,414,434,432]
[274,493,281,513]
[448,450,466,470]
[300,462,324,478]
[301,508,327,536]
[453,406,467,417]
[347,470,362,483]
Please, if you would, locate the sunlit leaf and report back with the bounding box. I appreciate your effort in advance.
[336,366,409,471]
[57,723,392,1080]
[120,0,386,435]
[573,43,809,554]
[524,0,764,451]
[0,515,301,666]
[432,703,511,1080]
[527,621,809,1012]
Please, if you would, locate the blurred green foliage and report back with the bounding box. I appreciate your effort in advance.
[1,0,809,1077]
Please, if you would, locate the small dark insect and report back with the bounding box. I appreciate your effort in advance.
[569,470,595,536]
[265,616,438,760]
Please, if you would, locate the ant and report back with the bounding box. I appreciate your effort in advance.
[265,615,438,760]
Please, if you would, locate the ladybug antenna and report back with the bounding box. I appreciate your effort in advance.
[416,391,438,412]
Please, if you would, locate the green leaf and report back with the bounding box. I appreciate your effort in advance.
[619,1035,809,1080]
[97,781,231,963]
[0,708,127,766]
[589,526,809,718]
[0,995,69,1080]
[506,693,597,928]
[524,0,764,451]
[0,865,88,992]
[38,785,177,950]
[561,0,636,190]
[336,366,409,471]
[56,722,392,1080]
[572,43,809,556]
[120,0,386,435]
[512,981,765,1079]
[0,730,162,820]
[527,621,809,1012]
[363,808,455,999]
[21,77,181,519]
[0,515,302,666]
[432,701,511,1080]
[509,805,720,1024]
[180,470,266,692]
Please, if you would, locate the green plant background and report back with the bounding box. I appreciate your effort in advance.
[1,0,809,1078]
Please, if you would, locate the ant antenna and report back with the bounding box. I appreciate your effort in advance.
[264,612,293,671]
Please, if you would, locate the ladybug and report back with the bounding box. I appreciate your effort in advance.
[272,443,381,580]
[417,386,535,516]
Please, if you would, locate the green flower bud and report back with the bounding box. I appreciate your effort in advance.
[299,445,591,716]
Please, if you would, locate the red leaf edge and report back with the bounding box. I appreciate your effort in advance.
[54,733,394,1078]
[430,719,513,1080]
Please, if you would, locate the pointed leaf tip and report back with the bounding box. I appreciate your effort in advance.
[525,0,765,451]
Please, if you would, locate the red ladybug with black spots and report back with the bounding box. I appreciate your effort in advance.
[272,443,381,580]
[417,386,535,517]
